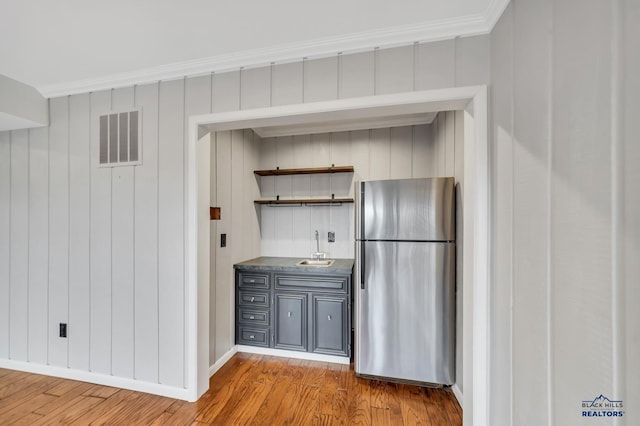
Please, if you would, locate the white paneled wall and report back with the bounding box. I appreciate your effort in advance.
[210,130,261,364]
[490,1,639,424]
[257,123,461,259]
[432,110,465,396]
[0,36,489,395]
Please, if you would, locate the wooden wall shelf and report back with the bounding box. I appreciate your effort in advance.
[254,165,354,176]
[254,198,354,206]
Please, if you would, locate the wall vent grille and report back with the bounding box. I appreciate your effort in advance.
[99,110,141,167]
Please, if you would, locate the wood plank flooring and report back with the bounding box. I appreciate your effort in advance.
[0,353,462,425]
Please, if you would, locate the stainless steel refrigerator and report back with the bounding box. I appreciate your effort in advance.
[355,177,456,386]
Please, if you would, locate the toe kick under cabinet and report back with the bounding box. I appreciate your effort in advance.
[235,264,352,358]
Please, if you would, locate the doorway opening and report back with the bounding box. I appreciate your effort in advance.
[186,86,489,425]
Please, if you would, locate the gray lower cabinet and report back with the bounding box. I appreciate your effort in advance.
[311,295,348,356]
[235,268,352,358]
[274,293,307,351]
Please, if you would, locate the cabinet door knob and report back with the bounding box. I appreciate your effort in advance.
[328,315,332,320]
[250,297,255,302]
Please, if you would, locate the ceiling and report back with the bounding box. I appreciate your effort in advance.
[0,0,508,98]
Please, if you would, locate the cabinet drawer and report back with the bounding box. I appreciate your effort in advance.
[238,308,270,326]
[275,274,348,292]
[237,326,270,347]
[238,272,270,289]
[238,291,270,308]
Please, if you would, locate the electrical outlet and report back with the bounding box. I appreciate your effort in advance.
[59,323,67,338]
[328,231,335,243]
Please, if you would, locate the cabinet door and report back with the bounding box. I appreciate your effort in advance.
[312,295,348,356]
[274,293,307,351]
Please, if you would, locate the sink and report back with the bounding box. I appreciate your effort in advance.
[296,259,335,267]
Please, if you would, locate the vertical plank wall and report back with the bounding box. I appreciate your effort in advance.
[490,0,639,424]
[0,36,489,393]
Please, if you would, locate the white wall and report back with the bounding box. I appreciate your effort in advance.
[257,124,446,259]
[490,1,639,424]
[432,110,465,396]
[210,129,261,365]
[0,36,489,395]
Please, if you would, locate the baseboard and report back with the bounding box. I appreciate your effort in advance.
[236,345,350,365]
[451,383,463,409]
[209,346,238,377]
[0,358,190,400]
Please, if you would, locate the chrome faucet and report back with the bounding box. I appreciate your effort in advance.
[312,230,326,260]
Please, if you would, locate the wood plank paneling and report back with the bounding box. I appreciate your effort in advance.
[240,67,271,110]
[411,124,430,178]
[48,96,70,368]
[27,126,49,365]
[389,126,413,179]
[455,35,490,87]
[89,90,112,374]
[376,45,414,95]
[416,39,456,91]
[272,62,303,106]
[212,71,240,113]
[158,79,185,387]
[511,1,551,424]
[551,2,613,424]
[339,51,374,99]
[230,129,245,263]
[369,128,391,180]
[0,132,10,359]
[133,82,160,383]
[68,93,91,371]
[623,0,640,410]
[110,87,136,379]
[9,130,29,361]
[213,131,232,361]
[185,75,213,378]
[304,57,338,103]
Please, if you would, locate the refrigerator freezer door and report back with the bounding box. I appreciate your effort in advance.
[355,240,455,385]
[362,177,455,241]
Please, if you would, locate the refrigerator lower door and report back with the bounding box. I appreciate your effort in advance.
[355,241,455,385]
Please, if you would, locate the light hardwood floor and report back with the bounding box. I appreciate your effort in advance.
[0,353,462,425]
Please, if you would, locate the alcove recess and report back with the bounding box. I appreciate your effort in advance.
[253,165,354,206]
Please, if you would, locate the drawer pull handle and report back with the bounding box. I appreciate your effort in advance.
[328,315,332,320]
[249,279,255,283]
[250,297,255,302]
[249,335,255,339]
[249,315,255,319]
[288,311,292,317]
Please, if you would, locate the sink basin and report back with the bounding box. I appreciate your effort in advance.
[296,259,335,267]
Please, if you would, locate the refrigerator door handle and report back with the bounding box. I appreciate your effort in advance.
[360,242,366,290]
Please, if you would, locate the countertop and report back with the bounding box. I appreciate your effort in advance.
[234,256,354,275]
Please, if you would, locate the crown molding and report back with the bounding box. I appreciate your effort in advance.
[484,0,512,30]
[39,1,510,98]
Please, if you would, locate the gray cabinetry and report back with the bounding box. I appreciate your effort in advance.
[234,261,352,359]
[312,295,348,356]
[274,293,307,351]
